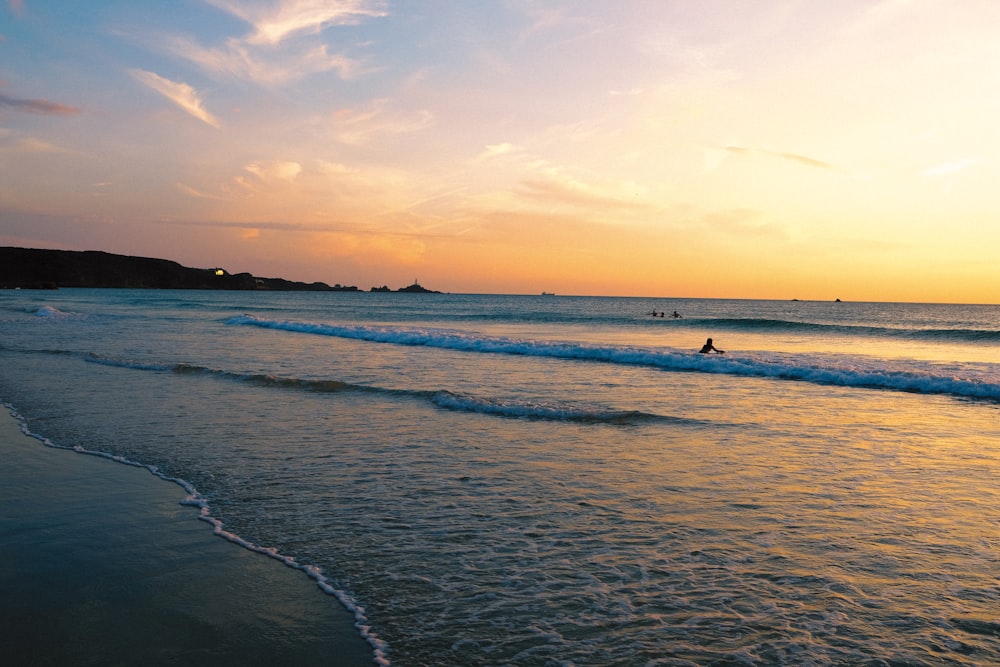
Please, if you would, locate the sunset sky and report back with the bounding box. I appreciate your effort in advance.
[2,1,999,302]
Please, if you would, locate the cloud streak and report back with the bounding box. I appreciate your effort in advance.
[475,142,523,161]
[922,157,978,177]
[0,136,72,154]
[720,145,836,171]
[143,1,387,86]
[329,99,433,146]
[165,34,362,85]
[0,93,79,116]
[130,70,220,127]
[206,0,387,46]
[518,169,651,213]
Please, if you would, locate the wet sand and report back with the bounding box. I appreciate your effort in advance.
[0,408,374,666]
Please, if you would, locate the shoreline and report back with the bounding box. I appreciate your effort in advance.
[0,406,375,666]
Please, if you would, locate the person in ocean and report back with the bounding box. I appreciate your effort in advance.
[671,311,682,318]
[699,338,724,354]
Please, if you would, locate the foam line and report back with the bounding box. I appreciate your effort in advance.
[1,401,391,667]
[84,352,689,425]
[228,316,1000,402]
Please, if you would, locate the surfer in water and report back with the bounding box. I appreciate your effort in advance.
[699,338,724,354]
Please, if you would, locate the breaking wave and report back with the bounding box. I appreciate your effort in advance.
[84,353,691,425]
[227,315,1000,402]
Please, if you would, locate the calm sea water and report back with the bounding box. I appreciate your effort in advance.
[2,289,999,666]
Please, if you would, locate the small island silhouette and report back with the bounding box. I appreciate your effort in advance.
[0,247,440,293]
[396,280,440,294]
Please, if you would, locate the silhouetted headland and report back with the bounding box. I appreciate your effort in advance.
[0,247,443,293]
[0,247,353,291]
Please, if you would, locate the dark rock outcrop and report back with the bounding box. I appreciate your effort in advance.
[0,247,339,291]
[396,281,440,293]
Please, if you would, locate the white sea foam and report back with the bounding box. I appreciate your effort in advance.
[33,305,72,318]
[229,316,1000,401]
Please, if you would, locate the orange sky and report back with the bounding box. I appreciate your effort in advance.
[2,1,999,302]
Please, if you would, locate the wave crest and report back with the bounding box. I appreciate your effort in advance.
[84,352,680,425]
[228,316,1000,402]
[431,391,679,424]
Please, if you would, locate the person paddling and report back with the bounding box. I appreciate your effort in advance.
[699,338,724,354]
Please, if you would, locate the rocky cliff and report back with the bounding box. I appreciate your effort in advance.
[0,247,343,291]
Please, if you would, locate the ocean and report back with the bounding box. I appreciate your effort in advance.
[1,289,998,666]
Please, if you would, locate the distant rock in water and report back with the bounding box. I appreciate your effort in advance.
[0,247,351,291]
[396,280,441,294]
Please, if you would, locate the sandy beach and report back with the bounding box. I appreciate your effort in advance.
[0,407,373,666]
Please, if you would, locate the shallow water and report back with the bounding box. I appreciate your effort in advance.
[2,290,999,665]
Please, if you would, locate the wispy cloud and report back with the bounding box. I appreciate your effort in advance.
[608,87,645,97]
[130,69,220,127]
[140,1,386,86]
[329,98,432,146]
[165,35,362,85]
[176,182,223,200]
[0,136,72,154]
[0,92,79,116]
[243,160,303,183]
[519,168,651,212]
[515,5,603,49]
[922,157,978,177]
[718,145,837,171]
[701,208,786,238]
[475,142,523,161]
[763,149,835,170]
[206,0,387,46]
